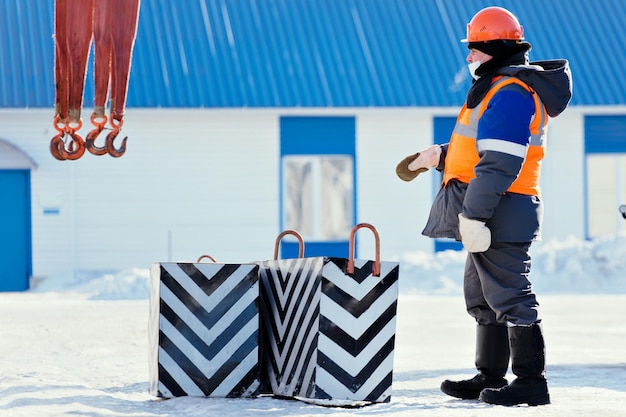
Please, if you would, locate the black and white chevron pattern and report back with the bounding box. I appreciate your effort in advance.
[318,257,399,403]
[258,257,325,398]
[259,256,399,403]
[148,262,261,398]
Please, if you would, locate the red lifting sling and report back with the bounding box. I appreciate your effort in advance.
[51,0,140,160]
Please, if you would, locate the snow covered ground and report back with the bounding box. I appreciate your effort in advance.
[1,233,626,416]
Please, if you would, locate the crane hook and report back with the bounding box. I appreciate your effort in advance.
[58,119,86,160]
[50,116,67,161]
[105,117,127,158]
[86,113,108,156]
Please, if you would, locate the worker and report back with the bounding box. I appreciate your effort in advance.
[396,6,572,406]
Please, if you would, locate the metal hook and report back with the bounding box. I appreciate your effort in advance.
[57,120,86,160]
[58,130,86,160]
[50,131,67,161]
[50,115,69,161]
[105,117,127,157]
[85,113,108,156]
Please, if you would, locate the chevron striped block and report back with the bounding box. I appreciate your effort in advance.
[259,256,399,404]
[148,262,261,398]
[258,257,324,398]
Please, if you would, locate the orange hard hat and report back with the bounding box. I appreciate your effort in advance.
[461,6,524,43]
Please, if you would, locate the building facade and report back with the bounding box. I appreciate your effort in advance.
[1,1,625,288]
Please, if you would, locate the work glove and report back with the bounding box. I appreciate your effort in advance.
[395,145,442,182]
[458,213,491,253]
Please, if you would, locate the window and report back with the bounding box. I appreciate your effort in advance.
[282,155,353,241]
[279,116,356,258]
[586,154,626,237]
[584,115,626,238]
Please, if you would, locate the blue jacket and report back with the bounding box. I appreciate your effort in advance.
[422,60,572,243]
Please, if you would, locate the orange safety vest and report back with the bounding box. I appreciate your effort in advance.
[442,76,548,196]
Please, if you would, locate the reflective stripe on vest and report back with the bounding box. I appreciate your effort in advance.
[442,76,548,196]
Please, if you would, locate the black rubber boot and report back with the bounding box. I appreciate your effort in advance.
[441,324,509,400]
[479,323,550,406]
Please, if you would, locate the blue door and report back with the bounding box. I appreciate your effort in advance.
[279,116,356,259]
[0,170,32,291]
[433,117,463,252]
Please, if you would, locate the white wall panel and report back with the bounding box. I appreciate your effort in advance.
[356,108,443,261]
[538,110,585,241]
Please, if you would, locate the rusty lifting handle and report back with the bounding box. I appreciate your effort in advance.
[273,230,305,260]
[348,223,381,277]
[196,254,217,263]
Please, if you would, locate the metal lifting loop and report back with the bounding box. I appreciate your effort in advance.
[348,223,381,277]
[273,230,305,260]
[196,255,217,263]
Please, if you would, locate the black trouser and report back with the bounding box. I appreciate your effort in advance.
[464,241,539,326]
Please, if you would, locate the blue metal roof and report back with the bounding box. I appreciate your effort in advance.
[0,0,624,108]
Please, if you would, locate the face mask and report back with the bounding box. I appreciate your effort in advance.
[468,60,481,80]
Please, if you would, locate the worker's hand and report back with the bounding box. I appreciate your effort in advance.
[458,213,491,253]
[395,145,442,182]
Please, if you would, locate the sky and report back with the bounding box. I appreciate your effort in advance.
[1,232,625,417]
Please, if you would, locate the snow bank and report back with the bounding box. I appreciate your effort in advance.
[400,232,626,295]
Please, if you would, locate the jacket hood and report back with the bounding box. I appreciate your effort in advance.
[497,59,573,117]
